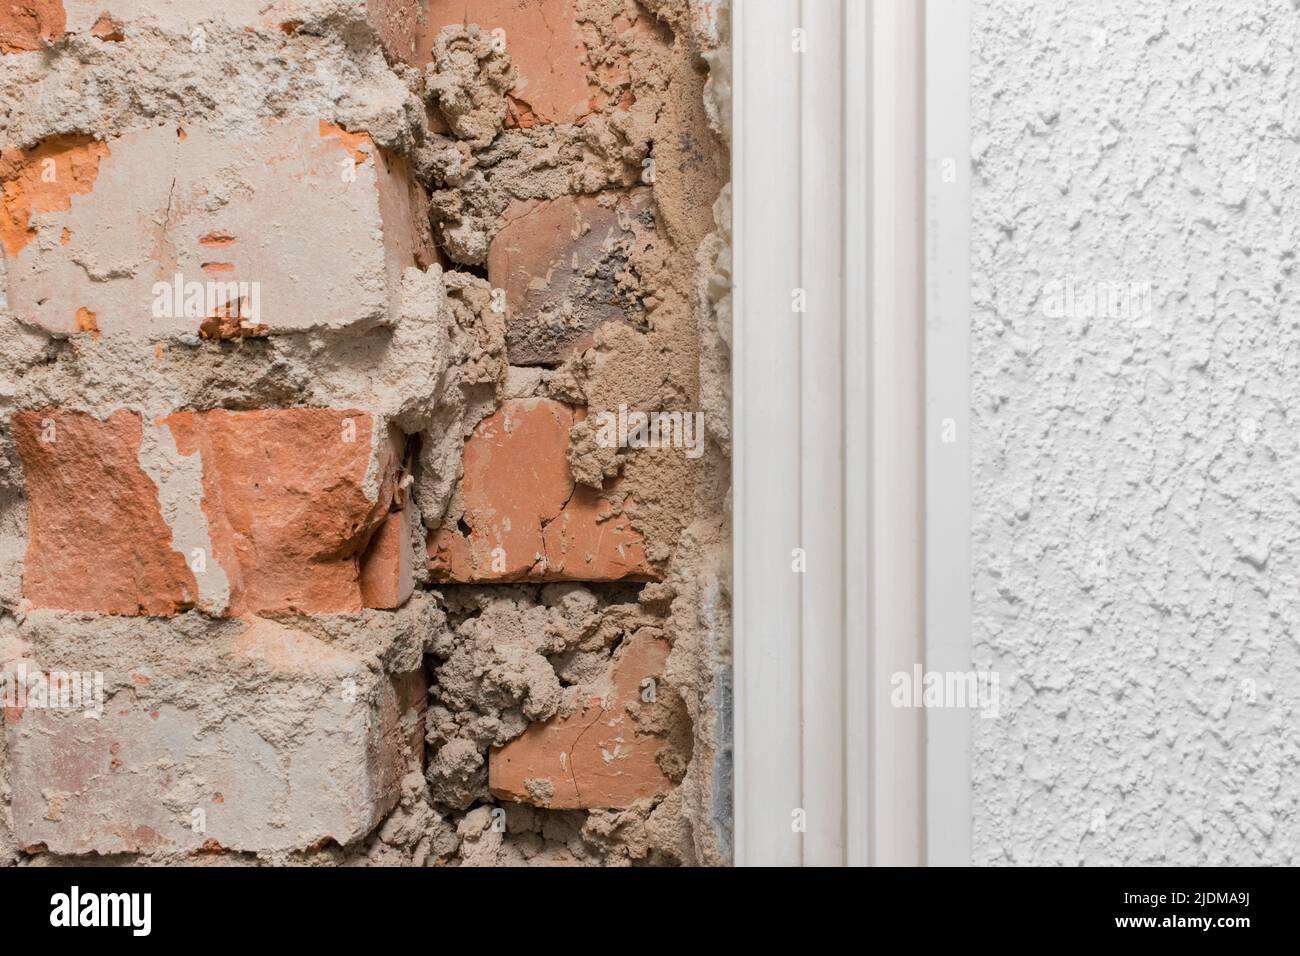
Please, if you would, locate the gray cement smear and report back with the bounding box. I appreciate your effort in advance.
[0,0,731,866]
[973,0,1300,864]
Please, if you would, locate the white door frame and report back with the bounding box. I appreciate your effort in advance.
[731,0,971,867]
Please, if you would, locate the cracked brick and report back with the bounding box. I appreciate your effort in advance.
[427,398,656,583]
[489,628,672,809]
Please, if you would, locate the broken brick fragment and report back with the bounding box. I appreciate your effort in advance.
[161,408,403,616]
[428,398,655,583]
[489,629,673,809]
[89,11,123,41]
[359,501,415,610]
[0,135,110,258]
[12,409,198,616]
[489,190,651,366]
[73,306,99,336]
[0,0,66,53]
[423,0,606,126]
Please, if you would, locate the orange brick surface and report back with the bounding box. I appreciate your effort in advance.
[0,0,65,53]
[162,408,403,616]
[489,629,672,808]
[423,0,611,126]
[428,398,655,583]
[359,501,415,610]
[489,190,650,365]
[12,409,199,616]
[12,407,408,616]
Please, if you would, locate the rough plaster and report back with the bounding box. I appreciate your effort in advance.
[972,0,1300,864]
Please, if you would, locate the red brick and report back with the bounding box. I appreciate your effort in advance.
[0,0,65,53]
[3,119,431,337]
[6,617,426,854]
[359,500,415,610]
[12,409,198,616]
[489,629,672,808]
[11,407,404,617]
[0,135,109,259]
[428,398,655,583]
[162,408,403,616]
[423,0,630,125]
[489,190,650,365]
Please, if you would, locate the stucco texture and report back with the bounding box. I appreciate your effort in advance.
[972,0,1300,864]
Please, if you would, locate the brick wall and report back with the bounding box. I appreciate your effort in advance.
[0,0,730,866]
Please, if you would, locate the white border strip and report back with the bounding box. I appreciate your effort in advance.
[924,0,973,867]
[732,0,806,867]
[868,0,925,867]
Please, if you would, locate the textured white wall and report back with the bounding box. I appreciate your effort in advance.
[972,0,1300,864]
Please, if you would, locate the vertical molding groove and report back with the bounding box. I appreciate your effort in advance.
[735,0,954,867]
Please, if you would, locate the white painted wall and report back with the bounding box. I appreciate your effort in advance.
[972,0,1300,864]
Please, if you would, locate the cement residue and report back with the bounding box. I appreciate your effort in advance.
[567,416,620,488]
[413,0,669,265]
[696,182,732,455]
[0,25,419,152]
[424,25,517,149]
[408,269,506,538]
[423,584,627,808]
[137,420,232,614]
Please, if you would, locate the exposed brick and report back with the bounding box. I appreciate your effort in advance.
[0,0,65,53]
[0,135,109,258]
[489,190,651,366]
[88,12,123,42]
[428,398,655,583]
[354,0,422,62]
[161,408,403,616]
[2,119,432,338]
[12,407,403,617]
[423,0,632,125]
[5,616,426,855]
[12,409,198,616]
[359,500,415,610]
[489,629,672,809]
